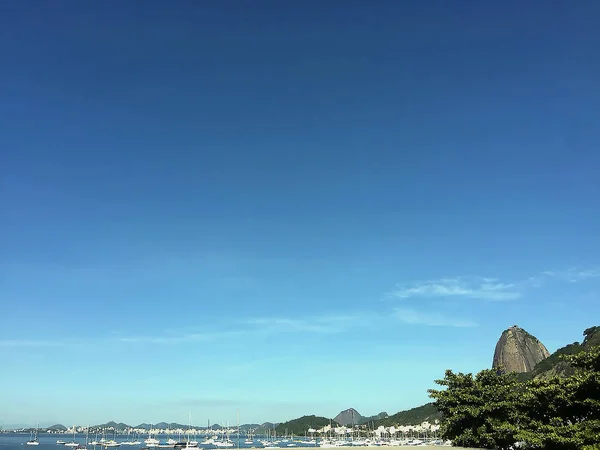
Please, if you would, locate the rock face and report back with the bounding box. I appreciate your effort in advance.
[493,325,550,373]
[334,408,363,426]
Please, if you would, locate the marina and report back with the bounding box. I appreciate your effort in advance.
[1,432,451,448]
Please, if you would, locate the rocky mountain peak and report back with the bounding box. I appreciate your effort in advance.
[333,408,363,426]
[493,325,550,373]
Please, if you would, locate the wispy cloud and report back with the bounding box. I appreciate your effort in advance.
[391,276,521,301]
[245,313,374,334]
[0,339,68,348]
[393,307,478,328]
[525,267,600,288]
[389,266,600,307]
[538,267,600,283]
[118,330,242,344]
[121,313,376,345]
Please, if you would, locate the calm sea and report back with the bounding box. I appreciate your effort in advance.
[0,435,279,450]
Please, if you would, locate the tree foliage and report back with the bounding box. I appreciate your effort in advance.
[274,416,336,436]
[371,403,441,427]
[517,347,600,449]
[429,369,524,449]
[429,346,600,449]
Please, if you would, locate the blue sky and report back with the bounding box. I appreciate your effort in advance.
[1,0,600,427]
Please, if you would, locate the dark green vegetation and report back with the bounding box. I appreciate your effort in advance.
[429,326,600,450]
[359,412,389,425]
[274,416,336,436]
[523,326,600,380]
[371,403,441,427]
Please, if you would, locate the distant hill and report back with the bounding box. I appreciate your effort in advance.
[96,421,131,431]
[48,424,67,431]
[152,422,191,430]
[359,412,389,425]
[275,416,337,436]
[253,422,278,434]
[524,325,600,380]
[133,422,223,431]
[333,409,389,426]
[371,403,441,427]
[334,408,362,426]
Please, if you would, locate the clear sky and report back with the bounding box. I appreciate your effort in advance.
[1,0,599,428]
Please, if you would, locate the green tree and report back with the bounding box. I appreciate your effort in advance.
[428,368,523,449]
[516,346,600,449]
[429,346,600,449]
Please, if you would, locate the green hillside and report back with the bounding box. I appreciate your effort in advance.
[371,403,441,427]
[274,416,336,436]
[522,325,600,380]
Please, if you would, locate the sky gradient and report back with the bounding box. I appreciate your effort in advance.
[1,0,600,427]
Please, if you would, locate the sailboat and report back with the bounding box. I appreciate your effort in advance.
[75,425,89,450]
[122,429,141,446]
[165,425,177,446]
[65,425,79,447]
[102,428,121,448]
[131,432,142,446]
[144,426,160,448]
[104,430,120,448]
[214,422,234,448]
[183,412,198,449]
[27,424,40,446]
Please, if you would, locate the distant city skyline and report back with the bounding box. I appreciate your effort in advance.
[2,1,600,426]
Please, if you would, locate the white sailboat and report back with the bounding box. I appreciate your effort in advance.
[184,412,198,449]
[65,425,79,447]
[214,422,234,448]
[76,425,89,450]
[122,430,141,446]
[166,425,177,446]
[26,424,40,446]
[144,426,160,448]
[104,430,120,449]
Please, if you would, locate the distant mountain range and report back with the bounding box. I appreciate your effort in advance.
[35,421,279,433]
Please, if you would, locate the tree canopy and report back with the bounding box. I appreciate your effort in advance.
[429,346,600,449]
